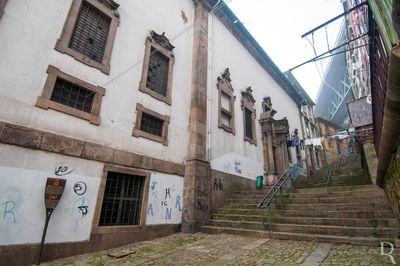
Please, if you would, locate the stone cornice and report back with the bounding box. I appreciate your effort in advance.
[0,121,185,176]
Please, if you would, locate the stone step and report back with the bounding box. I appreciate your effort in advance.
[212,214,398,227]
[234,185,382,196]
[231,189,385,199]
[228,202,391,211]
[207,220,398,237]
[226,195,388,205]
[217,208,395,219]
[201,226,396,246]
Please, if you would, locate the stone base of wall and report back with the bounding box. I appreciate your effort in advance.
[384,143,400,225]
[362,142,378,184]
[210,169,257,214]
[0,224,180,266]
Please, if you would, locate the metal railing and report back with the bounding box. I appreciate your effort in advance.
[258,170,293,235]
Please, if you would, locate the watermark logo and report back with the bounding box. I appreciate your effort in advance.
[381,242,396,264]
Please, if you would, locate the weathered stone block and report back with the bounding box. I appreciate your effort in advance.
[40,133,84,156]
[112,150,135,166]
[0,124,42,149]
[82,143,114,162]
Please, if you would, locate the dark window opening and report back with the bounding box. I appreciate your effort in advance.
[99,172,145,226]
[50,77,94,113]
[140,112,164,137]
[146,48,169,96]
[245,108,253,139]
[69,0,111,63]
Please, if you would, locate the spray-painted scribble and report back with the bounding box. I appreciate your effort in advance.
[213,177,224,191]
[73,181,87,196]
[54,163,73,176]
[146,173,183,225]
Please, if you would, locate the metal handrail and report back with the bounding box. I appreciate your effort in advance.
[258,170,292,208]
[257,170,293,235]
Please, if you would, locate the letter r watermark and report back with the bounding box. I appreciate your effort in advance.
[381,242,396,264]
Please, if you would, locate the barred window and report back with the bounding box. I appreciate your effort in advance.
[99,172,145,226]
[36,65,105,125]
[133,104,170,146]
[244,108,253,139]
[69,1,111,63]
[146,48,169,96]
[55,0,119,74]
[139,31,175,105]
[140,112,164,137]
[50,77,94,113]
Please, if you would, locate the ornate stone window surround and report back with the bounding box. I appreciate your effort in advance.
[36,65,105,125]
[92,165,150,233]
[138,31,175,105]
[54,0,120,74]
[217,68,235,134]
[133,103,170,146]
[0,0,7,18]
[241,86,257,145]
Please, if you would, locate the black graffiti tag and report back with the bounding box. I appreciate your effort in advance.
[73,181,87,196]
[55,163,73,176]
[78,205,88,217]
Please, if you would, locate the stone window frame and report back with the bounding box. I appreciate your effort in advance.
[54,0,120,75]
[138,31,175,105]
[217,68,236,134]
[132,103,170,146]
[0,0,7,18]
[36,65,105,125]
[241,86,257,145]
[92,165,150,233]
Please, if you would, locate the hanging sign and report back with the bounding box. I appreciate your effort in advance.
[44,178,66,210]
[37,178,66,265]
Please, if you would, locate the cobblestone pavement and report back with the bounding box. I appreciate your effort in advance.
[43,233,400,266]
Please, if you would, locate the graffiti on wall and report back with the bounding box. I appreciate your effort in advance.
[146,173,183,225]
[195,186,209,212]
[213,177,224,191]
[0,165,100,245]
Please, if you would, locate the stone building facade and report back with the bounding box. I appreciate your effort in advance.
[0,0,310,264]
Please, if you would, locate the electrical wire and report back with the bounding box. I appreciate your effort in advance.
[102,0,233,87]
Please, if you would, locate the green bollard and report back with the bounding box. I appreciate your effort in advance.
[256,175,263,189]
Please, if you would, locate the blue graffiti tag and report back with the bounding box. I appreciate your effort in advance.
[165,208,172,220]
[175,196,182,212]
[147,203,154,216]
[2,201,16,223]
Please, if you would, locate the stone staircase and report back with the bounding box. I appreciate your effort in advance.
[202,156,399,245]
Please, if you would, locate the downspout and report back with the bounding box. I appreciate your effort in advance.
[207,0,220,161]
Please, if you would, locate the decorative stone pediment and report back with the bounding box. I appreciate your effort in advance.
[261,96,277,119]
[149,31,175,51]
[217,68,234,93]
[274,118,289,135]
[241,86,255,106]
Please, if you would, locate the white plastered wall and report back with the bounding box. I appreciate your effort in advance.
[209,16,303,180]
[0,0,194,164]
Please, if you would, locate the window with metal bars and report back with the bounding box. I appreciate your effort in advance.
[69,0,111,63]
[50,77,94,113]
[140,112,164,137]
[146,48,169,96]
[99,172,145,226]
[244,108,253,139]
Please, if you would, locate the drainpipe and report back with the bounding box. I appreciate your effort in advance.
[206,0,220,161]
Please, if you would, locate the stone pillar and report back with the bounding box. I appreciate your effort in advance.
[260,117,277,184]
[290,147,297,164]
[182,1,211,233]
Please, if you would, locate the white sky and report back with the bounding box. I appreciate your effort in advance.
[227,0,344,101]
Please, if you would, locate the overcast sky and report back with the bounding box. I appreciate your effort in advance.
[227,0,344,101]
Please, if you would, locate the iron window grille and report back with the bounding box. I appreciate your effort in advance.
[50,77,95,113]
[55,0,120,74]
[133,103,170,146]
[69,1,111,64]
[36,65,105,125]
[140,112,164,137]
[99,172,145,226]
[139,31,175,105]
[244,108,253,139]
[146,48,169,96]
